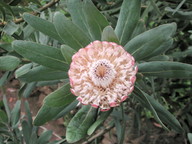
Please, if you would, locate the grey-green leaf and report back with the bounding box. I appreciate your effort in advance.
[12,40,69,71]
[133,87,183,133]
[34,84,76,126]
[61,45,76,64]
[0,56,21,71]
[67,0,109,41]
[138,61,192,78]
[188,133,192,144]
[115,0,141,45]
[101,26,119,44]
[17,66,68,82]
[11,100,21,128]
[37,130,53,144]
[124,23,176,61]
[54,12,91,50]
[44,83,76,107]
[87,109,112,135]
[34,104,66,126]
[23,13,63,42]
[66,105,97,143]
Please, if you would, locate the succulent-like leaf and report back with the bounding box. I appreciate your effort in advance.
[125,23,176,61]
[67,0,109,41]
[23,13,63,42]
[34,83,75,126]
[0,56,20,71]
[13,40,69,71]
[66,105,97,143]
[17,65,68,82]
[115,0,141,45]
[101,26,119,44]
[138,61,192,78]
[54,12,91,50]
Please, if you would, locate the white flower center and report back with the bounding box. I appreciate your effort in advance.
[89,59,116,88]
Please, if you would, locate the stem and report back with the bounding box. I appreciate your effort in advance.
[0,0,60,26]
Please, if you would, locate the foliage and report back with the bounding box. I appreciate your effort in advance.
[0,0,192,143]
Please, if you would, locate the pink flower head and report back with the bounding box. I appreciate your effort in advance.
[68,41,137,111]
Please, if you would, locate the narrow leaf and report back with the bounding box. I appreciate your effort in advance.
[11,100,21,128]
[34,104,66,126]
[87,109,112,135]
[61,45,76,64]
[37,130,53,144]
[101,26,119,44]
[44,83,76,107]
[115,0,141,45]
[66,105,97,143]
[54,12,91,50]
[13,40,69,71]
[133,87,183,133]
[17,66,68,82]
[67,0,109,41]
[0,56,20,71]
[124,23,176,61]
[138,61,192,78]
[34,84,76,126]
[23,13,63,42]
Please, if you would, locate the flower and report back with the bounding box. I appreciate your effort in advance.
[68,41,138,111]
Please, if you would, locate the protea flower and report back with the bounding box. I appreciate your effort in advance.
[68,41,138,111]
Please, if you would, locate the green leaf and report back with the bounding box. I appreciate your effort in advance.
[17,66,68,82]
[66,105,97,143]
[22,120,32,144]
[34,83,76,126]
[29,127,38,144]
[15,63,33,78]
[67,0,109,41]
[0,1,14,17]
[147,55,170,61]
[115,0,141,45]
[44,83,75,107]
[133,87,168,130]
[54,100,78,119]
[24,101,33,127]
[23,13,63,42]
[20,82,37,98]
[61,45,76,64]
[37,130,53,144]
[101,26,119,44]
[0,56,21,71]
[124,23,176,61]
[0,71,12,87]
[188,133,192,144]
[0,43,13,52]
[53,12,91,50]
[12,40,69,71]
[34,104,66,126]
[3,21,19,36]
[87,109,112,135]
[0,110,8,123]
[130,19,146,39]
[3,95,11,123]
[133,87,183,133]
[138,61,192,78]
[165,7,192,20]
[67,0,90,37]
[11,100,21,128]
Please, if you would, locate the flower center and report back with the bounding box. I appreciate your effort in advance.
[89,59,116,88]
